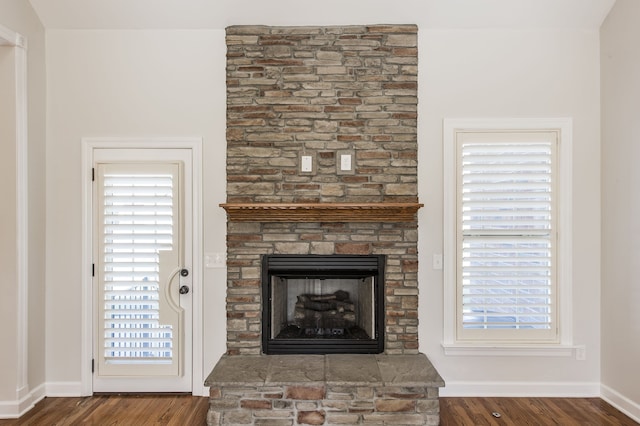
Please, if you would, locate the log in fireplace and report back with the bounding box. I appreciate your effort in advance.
[262,254,385,354]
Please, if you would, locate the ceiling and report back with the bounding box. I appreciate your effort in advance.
[28,0,615,30]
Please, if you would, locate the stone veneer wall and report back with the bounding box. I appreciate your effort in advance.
[225,25,419,355]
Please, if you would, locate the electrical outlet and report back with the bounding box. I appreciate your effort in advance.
[576,345,586,361]
[433,254,443,270]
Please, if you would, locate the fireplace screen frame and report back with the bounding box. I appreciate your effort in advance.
[261,254,385,355]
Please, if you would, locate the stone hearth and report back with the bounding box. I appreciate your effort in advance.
[205,354,444,425]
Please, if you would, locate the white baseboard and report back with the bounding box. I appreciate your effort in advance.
[440,381,601,397]
[45,381,83,397]
[193,383,208,397]
[46,380,208,396]
[601,384,640,423]
[0,384,46,419]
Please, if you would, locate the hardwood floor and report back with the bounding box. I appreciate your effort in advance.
[0,395,209,426]
[440,397,639,426]
[0,395,637,425]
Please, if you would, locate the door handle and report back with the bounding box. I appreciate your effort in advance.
[179,268,190,295]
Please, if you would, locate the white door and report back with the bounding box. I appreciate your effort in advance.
[92,149,193,392]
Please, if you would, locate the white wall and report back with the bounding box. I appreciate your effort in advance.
[418,29,602,395]
[45,30,228,394]
[600,0,640,418]
[0,0,47,415]
[45,26,603,397]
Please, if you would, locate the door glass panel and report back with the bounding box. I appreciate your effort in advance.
[102,172,175,364]
[96,163,182,377]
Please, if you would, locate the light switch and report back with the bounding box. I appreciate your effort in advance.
[340,154,352,171]
[301,155,313,172]
[205,252,226,268]
[336,150,355,175]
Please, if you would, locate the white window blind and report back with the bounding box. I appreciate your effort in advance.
[102,173,174,363]
[456,131,558,342]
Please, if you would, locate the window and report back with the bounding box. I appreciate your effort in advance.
[443,119,573,350]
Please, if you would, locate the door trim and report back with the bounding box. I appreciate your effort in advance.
[0,23,30,412]
[81,137,203,396]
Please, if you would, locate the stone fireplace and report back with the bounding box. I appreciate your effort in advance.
[205,24,444,425]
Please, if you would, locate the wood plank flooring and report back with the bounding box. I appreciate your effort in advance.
[0,395,637,425]
[0,395,209,426]
[440,397,638,426]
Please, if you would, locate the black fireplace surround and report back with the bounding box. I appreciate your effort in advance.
[262,254,385,355]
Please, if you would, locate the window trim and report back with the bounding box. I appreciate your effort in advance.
[443,118,573,354]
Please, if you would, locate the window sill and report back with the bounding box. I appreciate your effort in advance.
[441,343,582,358]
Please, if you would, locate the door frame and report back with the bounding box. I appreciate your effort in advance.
[0,24,30,412]
[81,137,203,396]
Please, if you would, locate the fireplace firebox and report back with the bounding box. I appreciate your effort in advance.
[262,254,385,354]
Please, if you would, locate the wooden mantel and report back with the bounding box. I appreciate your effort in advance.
[220,202,424,223]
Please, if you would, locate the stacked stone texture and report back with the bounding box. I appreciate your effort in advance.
[208,384,440,426]
[225,25,419,355]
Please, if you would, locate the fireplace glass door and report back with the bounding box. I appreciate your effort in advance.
[262,255,385,354]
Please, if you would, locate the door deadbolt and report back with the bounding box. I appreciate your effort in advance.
[180,268,189,277]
